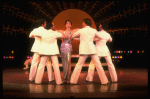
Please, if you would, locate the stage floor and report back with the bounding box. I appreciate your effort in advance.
[3,67,148,98]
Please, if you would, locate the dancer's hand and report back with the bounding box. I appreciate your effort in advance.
[72,28,79,33]
[57,30,67,38]
[69,28,79,40]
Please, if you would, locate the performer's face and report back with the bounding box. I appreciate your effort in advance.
[51,22,55,30]
[99,24,103,30]
[42,21,47,28]
[65,21,72,28]
[82,21,86,28]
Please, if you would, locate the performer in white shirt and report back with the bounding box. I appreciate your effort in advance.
[32,22,65,85]
[29,19,54,82]
[86,23,118,83]
[70,18,109,85]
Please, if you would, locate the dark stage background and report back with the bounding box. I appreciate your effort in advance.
[2,1,148,69]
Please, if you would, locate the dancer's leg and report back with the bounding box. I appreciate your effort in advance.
[46,57,54,81]
[51,55,63,85]
[91,54,109,84]
[35,56,48,84]
[29,52,40,81]
[105,56,118,82]
[70,55,88,84]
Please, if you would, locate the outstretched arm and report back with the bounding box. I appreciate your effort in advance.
[69,28,80,40]
[56,30,67,38]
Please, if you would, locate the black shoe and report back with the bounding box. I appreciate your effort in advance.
[86,80,93,83]
[70,83,77,85]
[29,80,34,82]
[29,80,35,84]
[35,83,41,85]
[49,80,55,83]
[59,81,67,85]
[111,81,118,83]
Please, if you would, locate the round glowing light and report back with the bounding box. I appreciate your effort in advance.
[12,51,14,54]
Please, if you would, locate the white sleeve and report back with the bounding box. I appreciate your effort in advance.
[31,29,42,37]
[29,29,35,38]
[53,31,63,38]
[108,34,112,42]
[95,31,103,39]
[71,29,80,38]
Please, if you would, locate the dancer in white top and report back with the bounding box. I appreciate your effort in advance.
[31,22,65,85]
[70,18,109,85]
[86,23,118,83]
[29,19,53,82]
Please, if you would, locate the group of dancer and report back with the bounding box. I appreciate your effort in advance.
[28,18,118,85]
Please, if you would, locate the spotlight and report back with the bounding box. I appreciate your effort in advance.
[118,51,121,53]
[142,50,144,53]
[117,56,120,59]
[128,51,130,53]
[115,56,117,58]
[27,56,29,59]
[137,50,139,53]
[12,51,14,54]
[124,51,126,53]
[116,51,118,53]
[6,56,8,59]
[3,56,6,59]
[112,56,114,58]
[130,50,132,53]
[12,56,14,59]
[121,51,123,53]
[120,56,123,59]
[9,56,11,58]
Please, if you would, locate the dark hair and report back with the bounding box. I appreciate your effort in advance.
[99,22,109,30]
[38,19,46,27]
[46,22,53,30]
[65,20,72,25]
[83,18,92,26]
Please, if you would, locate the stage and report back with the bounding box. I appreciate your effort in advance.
[3,67,148,98]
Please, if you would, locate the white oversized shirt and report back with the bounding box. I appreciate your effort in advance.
[95,30,112,56]
[32,29,63,55]
[72,26,101,55]
[29,27,46,52]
